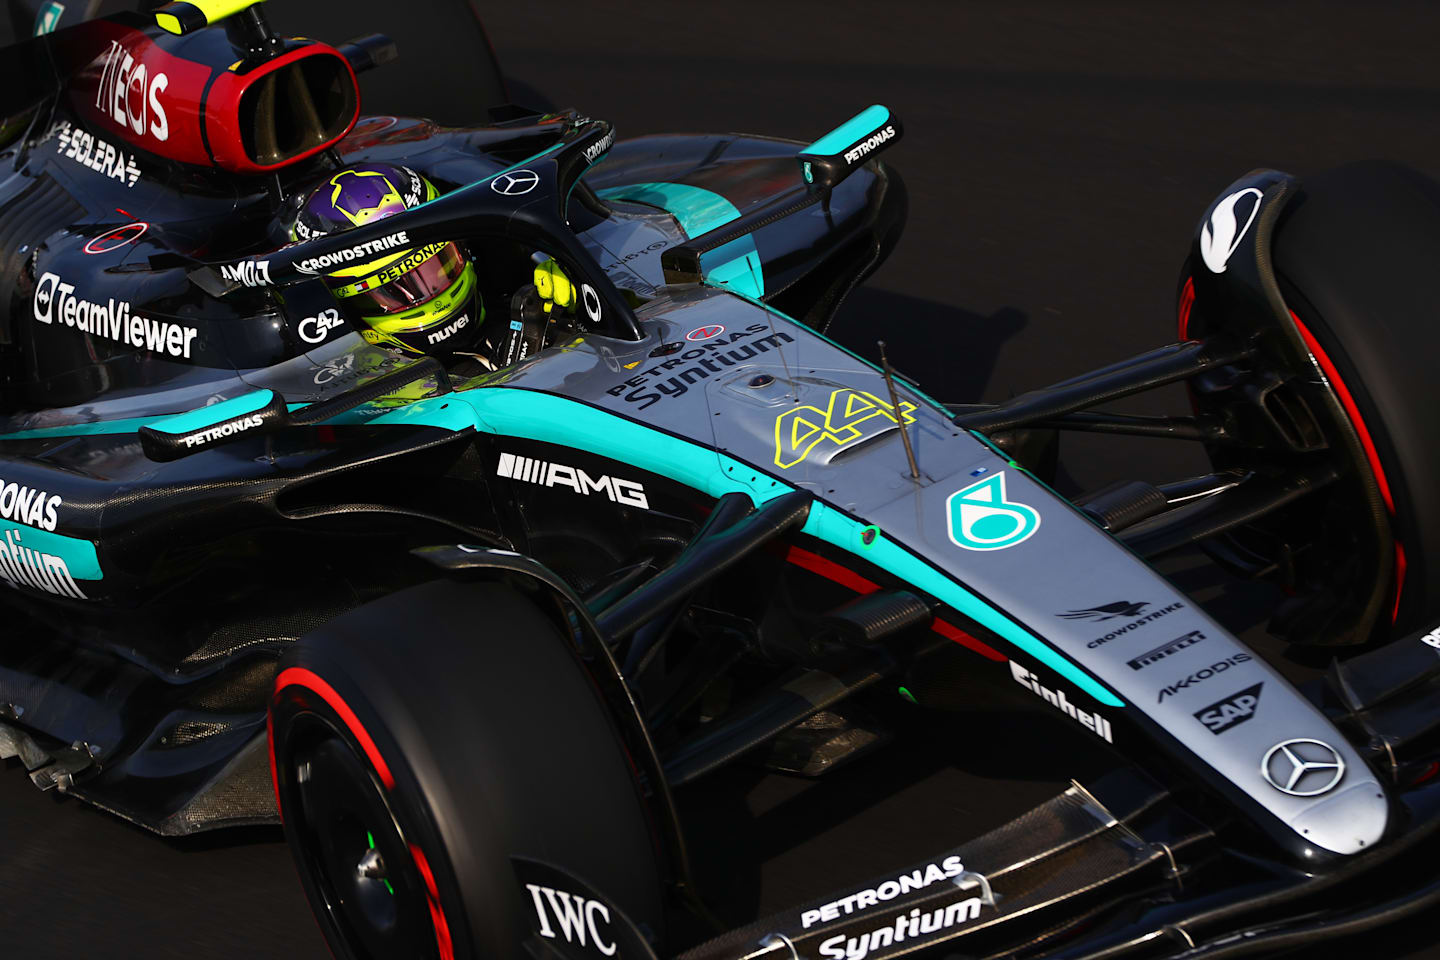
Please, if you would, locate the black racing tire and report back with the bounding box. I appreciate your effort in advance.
[269,579,665,960]
[1268,160,1440,633]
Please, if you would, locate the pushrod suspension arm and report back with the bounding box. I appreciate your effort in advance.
[596,491,812,640]
[1041,410,1230,442]
[946,407,1232,443]
[952,338,1252,434]
[663,658,891,787]
[1119,462,1337,558]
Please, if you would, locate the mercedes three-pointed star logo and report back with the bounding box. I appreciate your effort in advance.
[491,169,540,196]
[1261,738,1345,797]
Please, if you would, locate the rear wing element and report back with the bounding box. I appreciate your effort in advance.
[661,104,903,286]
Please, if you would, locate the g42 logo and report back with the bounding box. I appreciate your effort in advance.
[298,308,344,344]
[946,471,1041,551]
[774,388,916,468]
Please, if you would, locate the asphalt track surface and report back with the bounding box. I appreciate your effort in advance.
[4,2,1440,957]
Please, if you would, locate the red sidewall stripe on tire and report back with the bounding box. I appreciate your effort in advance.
[1394,542,1409,622]
[273,667,458,960]
[273,667,397,790]
[1290,312,1396,513]
[1288,310,1406,620]
[1179,279,1405,623]
[1177,276,1196,340]
[409,844,457,960]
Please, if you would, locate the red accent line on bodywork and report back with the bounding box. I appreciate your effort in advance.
[784,545,1007,661]
[1290,310,1405,619]
[273,667,396,790]
[64,20,215,166]
[63,22,360,173]
[929,617,1008,662]
[786,543,880,594]
[1178,276,1196,340]
[409,843,456,960]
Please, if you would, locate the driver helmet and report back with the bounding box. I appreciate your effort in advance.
[288,163,483,355]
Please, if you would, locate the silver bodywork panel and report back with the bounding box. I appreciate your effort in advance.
[496,285,1387,856]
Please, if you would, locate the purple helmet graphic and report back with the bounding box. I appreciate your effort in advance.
[283,163,483,356]
[290,163,429,241]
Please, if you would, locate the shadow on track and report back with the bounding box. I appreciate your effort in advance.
[828,287,1029,405]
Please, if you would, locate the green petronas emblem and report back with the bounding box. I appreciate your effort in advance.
[946,471,1041,551]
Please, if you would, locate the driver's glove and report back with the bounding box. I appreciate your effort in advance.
[533,258,576,315]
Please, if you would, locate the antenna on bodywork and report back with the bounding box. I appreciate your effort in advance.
[878,341,920,481]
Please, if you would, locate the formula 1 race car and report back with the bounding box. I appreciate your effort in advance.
[4,2,1440,960]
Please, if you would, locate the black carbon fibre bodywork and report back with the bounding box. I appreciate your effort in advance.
[4,5,1440,960]
[0,4,904,841]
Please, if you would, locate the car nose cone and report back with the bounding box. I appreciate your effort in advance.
[1286,782,1389,855]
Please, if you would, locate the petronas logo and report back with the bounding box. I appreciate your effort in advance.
[946,471,1041,551]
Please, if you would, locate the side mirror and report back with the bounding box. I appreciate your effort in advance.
[796,104,903,192]
[138,356,449,461]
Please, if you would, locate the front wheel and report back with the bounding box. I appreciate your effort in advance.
[269,579,666,960]
[1181,161,1440,644]
[1269,160,1440,635]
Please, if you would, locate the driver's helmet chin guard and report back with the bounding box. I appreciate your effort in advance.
[286,162,484,355]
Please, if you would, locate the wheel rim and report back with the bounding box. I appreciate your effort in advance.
[287,729,439,960]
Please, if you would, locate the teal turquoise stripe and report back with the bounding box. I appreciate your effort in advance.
[364,387,790,502]
[703,237,765,299]
[597,182,742,237]
[0,371,1117,702]
[0,377,1120,705]
[0,402,308,441]
[804,105,890,156]
[367,387,1123,707]
[146,389,273,435]
[0,519,101,580]
[0,414,172,440]
[596,182,764,297]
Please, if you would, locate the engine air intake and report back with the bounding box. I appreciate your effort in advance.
[239,52,357,168]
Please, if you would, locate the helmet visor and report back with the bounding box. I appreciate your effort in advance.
[331,242,467,318]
